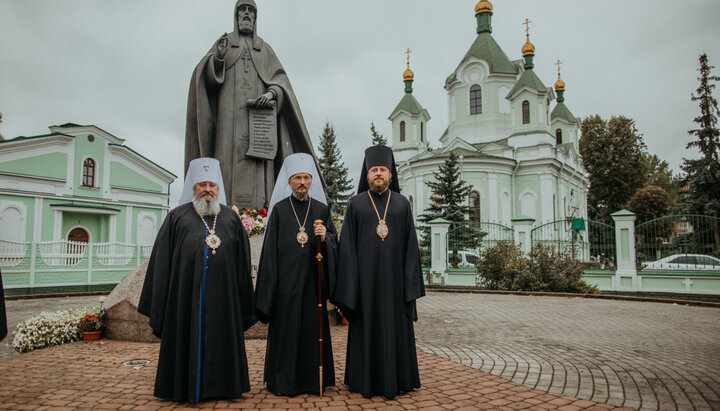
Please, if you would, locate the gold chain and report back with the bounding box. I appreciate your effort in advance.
[367,189,391,223]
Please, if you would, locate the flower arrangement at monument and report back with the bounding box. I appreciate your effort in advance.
[12,306,104,352]
[232,206,267,236]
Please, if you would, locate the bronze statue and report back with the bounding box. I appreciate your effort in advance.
[185,0,314,209]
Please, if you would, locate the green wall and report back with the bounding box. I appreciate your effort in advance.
[0,152,67,180]
[110,162,163,192]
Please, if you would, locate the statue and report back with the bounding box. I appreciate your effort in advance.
[185,0,315,209]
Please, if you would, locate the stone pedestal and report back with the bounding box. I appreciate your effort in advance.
[104,235,267,342]
[103,260,158,343]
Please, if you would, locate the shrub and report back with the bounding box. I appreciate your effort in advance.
[13,306,104,353]
[476,242,599,294]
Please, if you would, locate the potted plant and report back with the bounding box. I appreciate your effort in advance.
[76,312,105,341]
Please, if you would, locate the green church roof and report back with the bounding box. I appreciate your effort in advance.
[391,92,425,116]
[445,32,518,87]
[551,102,577,124]
[506,68,547,98]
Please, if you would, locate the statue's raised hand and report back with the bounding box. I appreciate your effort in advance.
[215,37,229,61]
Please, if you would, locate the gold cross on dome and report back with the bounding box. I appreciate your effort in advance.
[555,59,563,76]
[523,18,532,36]
[405,48,412,66]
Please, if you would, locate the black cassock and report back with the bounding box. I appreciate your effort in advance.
[256,196,337,395]
[138,203,256,402]
[0,268,7,341]
[333,189,425,399]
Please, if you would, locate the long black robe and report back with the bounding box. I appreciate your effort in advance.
[138,203,256,402]
[333,189,425,399]
[0,268,7,341]
[255,196,337,395]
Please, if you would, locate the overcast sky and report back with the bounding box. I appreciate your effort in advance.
[1,0,719,207]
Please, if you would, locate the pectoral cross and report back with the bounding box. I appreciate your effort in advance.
[240,47,252,73]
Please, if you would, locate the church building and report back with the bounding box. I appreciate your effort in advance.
[391,1,588,238]
[0,123,175,293]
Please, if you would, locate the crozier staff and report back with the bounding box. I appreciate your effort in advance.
[138,157,256,402]
[255,153,337,396]
[332,145,425,399]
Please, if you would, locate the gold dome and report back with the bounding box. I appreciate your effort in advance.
[522,36,535,56]
[554,75,565,91]
[475,0,493,14]
[403,65,414,81]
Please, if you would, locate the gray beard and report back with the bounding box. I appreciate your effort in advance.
[192,194,221,216]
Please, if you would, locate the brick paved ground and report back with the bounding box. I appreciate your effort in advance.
[415,292,720,411]
[0,326,626,410]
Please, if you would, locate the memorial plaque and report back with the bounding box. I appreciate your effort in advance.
[246,101,277,160]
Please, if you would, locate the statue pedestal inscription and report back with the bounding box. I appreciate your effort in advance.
[246,101,277,160]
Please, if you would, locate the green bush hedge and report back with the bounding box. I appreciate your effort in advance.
[476,241,599,294]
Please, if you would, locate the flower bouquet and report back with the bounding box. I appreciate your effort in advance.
[232,206,268,236]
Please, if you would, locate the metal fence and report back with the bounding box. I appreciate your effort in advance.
[636,215,720,271]
[530,218,615,266]
[446,222,511,267]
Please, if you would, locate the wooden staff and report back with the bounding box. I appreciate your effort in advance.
[313,219,324,397]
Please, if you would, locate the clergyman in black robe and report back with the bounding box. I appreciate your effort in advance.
[333,145,425,399]
[0,268,7,341]
[256,152,337,396]
[138,158,256,402]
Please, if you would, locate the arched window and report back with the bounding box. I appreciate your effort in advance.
[468,191,481,222]
[420,122,424,142]
[522,100,530,124]
[82,158,95,187]
[400,121,406,142]
[556,129,562,144]
[470,85,482,115]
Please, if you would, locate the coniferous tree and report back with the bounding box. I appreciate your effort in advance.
[417,151,484,267]
[317,121,353,220]
[370,122,387,146]
[682,54,720,219]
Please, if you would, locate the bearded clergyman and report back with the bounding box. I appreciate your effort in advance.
[332,145,425,399]
[185,0,315,209]
[255,152,337,396]
[138,157,256,402]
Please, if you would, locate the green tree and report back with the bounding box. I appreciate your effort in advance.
[316,121,353,220]
[627,185,674,223]
[681,54,720,219]
[417,151,483,267]
[642,153,680,208]
[579,115,648,222]
[370,122,387,146]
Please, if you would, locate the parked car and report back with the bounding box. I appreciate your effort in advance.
[448,250,479,268]
[641,254,720,271]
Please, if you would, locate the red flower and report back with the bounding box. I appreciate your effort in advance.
[245,208,251,213]
[258,208,267,217]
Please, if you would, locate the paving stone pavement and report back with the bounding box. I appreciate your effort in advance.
[414,292,720,411]
[0,294,631,410]
[0,326,627,410]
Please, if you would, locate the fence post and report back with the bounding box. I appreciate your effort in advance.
[611,209,637,291]
[429,218,451,284]
[512,217,535,254]
[29,241,37,290]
